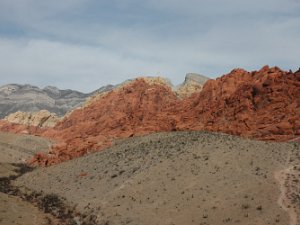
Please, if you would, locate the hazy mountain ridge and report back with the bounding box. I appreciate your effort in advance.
[0,74,207,119]
[0,83,114,118]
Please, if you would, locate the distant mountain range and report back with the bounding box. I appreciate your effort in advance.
[0,84,114,118]
[0,74,209,119]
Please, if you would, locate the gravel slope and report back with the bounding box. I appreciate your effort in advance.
[0,132,52,163]
[0,192,60,225]
[0,132,61,225]
[15,131,300,225]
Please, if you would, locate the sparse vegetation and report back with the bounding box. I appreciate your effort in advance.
[1,131,299,225]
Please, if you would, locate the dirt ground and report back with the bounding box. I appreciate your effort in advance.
[0,192,60,225]
[0,132,60,225]
[13,131,300,225]
[0,132,52,163]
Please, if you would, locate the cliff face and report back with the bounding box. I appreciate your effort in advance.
[34,77,179,165]
[176,66,300,141]
[1,66,299,166]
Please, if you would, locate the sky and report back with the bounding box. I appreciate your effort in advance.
[0,0,299,92]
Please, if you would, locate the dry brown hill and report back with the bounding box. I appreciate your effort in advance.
[14,131,300,225]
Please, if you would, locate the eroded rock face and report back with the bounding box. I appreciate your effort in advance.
[175,73,210,97]
[4,110,61,128]
[176,66,300,142]
[0,66,299,166]
[81,77,172,108]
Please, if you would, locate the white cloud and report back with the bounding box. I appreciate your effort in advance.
[0,0,299,91]
[142,0,300,15]
[0,38,197,92]
[0,0,87,22]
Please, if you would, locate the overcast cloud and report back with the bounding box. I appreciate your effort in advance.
[0,0,299,92]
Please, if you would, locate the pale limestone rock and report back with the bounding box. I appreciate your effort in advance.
[175,73,210,97]
[4,110,61,128]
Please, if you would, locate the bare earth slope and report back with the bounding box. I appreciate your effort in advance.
[14,131,300,225]
[0,133,60,225]
[0,192,60,225]
[0,132,52,163]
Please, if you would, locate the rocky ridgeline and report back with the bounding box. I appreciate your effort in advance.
[81,74,209,108]
[0,83,114,119]
[175,73,209,97]
[0,74,207,127]
[0,66,299,166]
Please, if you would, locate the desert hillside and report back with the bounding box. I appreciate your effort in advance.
[0,132,60,225]
[14,131,300,225]
[0,66,299,225]
[0,66,298,166]
[18,66,299,165]
[1,1,299,224]
[0,132,52,163]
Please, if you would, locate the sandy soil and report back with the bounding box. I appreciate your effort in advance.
[0,132,60,225]
[14,131,300,225]
[275,165,300,225]
[0,132,52,163]
[0,192,59,225]
[0,163,18,178]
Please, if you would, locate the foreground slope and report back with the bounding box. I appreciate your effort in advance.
[0,192,60,225]
[0,132,52,163]
[14,132,300,225]
[0,133,60,225]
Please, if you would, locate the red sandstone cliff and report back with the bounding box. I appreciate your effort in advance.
[0,66,299,166]
[177,66,300,141]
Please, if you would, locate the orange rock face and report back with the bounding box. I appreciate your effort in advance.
[35,78,179,165]
[0,120,44,135]
[177,66,300,141]
[1,66,299,166]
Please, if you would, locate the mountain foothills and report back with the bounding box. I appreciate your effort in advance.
[0,83,114,118]
[0,66,300,225]
[12,132,300,225]
[0,66,298,166]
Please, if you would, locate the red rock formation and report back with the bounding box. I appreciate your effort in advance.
[0,120,44,135]
[33,78,179,165]
[177,66,300,141]
[1,66,299,166]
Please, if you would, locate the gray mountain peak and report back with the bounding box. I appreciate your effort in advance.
[184,73,210,85]
[0,84,114,119]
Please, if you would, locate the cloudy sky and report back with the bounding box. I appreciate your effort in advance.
[0,0,299,92]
